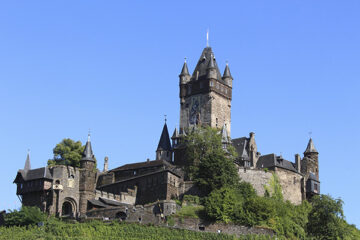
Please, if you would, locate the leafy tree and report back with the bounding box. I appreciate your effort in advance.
[306,194,356,240]
[47,138,96,168]
[184,127,239,194]
[5,206,46,227]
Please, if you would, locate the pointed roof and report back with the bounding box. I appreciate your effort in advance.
[304,138,318,154]
[191,47,222,81]
[157,123,172,151]
[222,63,233,79]
[171,127,179,139]
[179,60,190,76]
[82,134,95,162]
[207,53,216,69]
[24,151,31,171]
[221,123,229,143]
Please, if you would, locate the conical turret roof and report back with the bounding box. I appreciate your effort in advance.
[222,63,233,79]
[304,138,318,154]
[191,47,222,81]
[180,60,190,76]
[82,134,95,162]
[171,127,179,139]
[157,123,172,151]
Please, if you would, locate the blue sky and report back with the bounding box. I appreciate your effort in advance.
[0,1,359,227]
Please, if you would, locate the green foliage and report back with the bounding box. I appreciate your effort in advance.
[175,205,205,219]
[184,126,239,195]
[204,182,312,239]
[182,195,201,205]
[0,219,276,239]
[47,138,97,169]
[263,173,283,201]
[4,206,46,227]
[306,194,359,240]
[47,138,85,167]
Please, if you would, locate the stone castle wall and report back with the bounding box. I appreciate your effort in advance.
[209,91,231,135]
[238,167,303,205]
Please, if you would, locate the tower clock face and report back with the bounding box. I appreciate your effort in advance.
[189,97,200,125]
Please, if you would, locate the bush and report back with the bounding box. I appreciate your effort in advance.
[5,206,46,227]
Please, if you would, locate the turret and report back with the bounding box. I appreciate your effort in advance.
[171,127,180,148]
[206,53,218,80]
[179,59,191,85]
[301,138,320,200]
[79,133,96,216]
[156,121,172,162]
[222,63,233,87]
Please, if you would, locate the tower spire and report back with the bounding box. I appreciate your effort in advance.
[304,138,318,154]
[24,149,31,171]
[82,133,95,162]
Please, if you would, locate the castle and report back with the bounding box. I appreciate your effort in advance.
[14,45,320,219]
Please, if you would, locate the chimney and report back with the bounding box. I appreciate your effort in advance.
[147,158,150,163]
[295,154,301,172]
[103,156,109,172]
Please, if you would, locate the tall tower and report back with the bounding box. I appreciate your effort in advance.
[179,47,232,136]
[301,138,320,199]
[79,134,96,216]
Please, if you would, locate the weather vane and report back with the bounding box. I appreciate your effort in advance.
[164,115,167,123]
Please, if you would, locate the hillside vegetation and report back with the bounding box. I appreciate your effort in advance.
[0,219,275,240]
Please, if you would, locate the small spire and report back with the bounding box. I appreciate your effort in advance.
[157,122,172,151]
[82,133,95,162]
[207,53,216,69]
[171,127,179,139]
[304,138,318,154]
[222,62,233,79]
[180,58,190,76]
[24,149,31,171]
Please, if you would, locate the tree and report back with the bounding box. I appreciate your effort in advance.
[5,206,46,227]
[184,127,239,195]
[306,194,354,240]
[47,138,85,168]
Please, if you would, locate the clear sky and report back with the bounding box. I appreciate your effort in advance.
[0,1,359,227]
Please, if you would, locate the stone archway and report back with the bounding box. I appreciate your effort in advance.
[61,197,77,218]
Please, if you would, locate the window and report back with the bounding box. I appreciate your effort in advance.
[314,183,318,191]
[210,81,214,87]
[216,118,218,127]
[133,170,137,175]
[200,82,204,89]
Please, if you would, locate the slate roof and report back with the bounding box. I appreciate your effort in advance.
[304,138,318,154]
[82,134,95,162]
[232,137,250,160]
[222,63,233,79]
[308,172,319,182]
[14,167,53,182]
[191,47,222,82]
[110,159,172,172]
[88,199,107,208]
[171,128,179,139]
[157,123,171,151]
[257,154,297,172]
[99,198,122,206]
[180,61,190,76]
